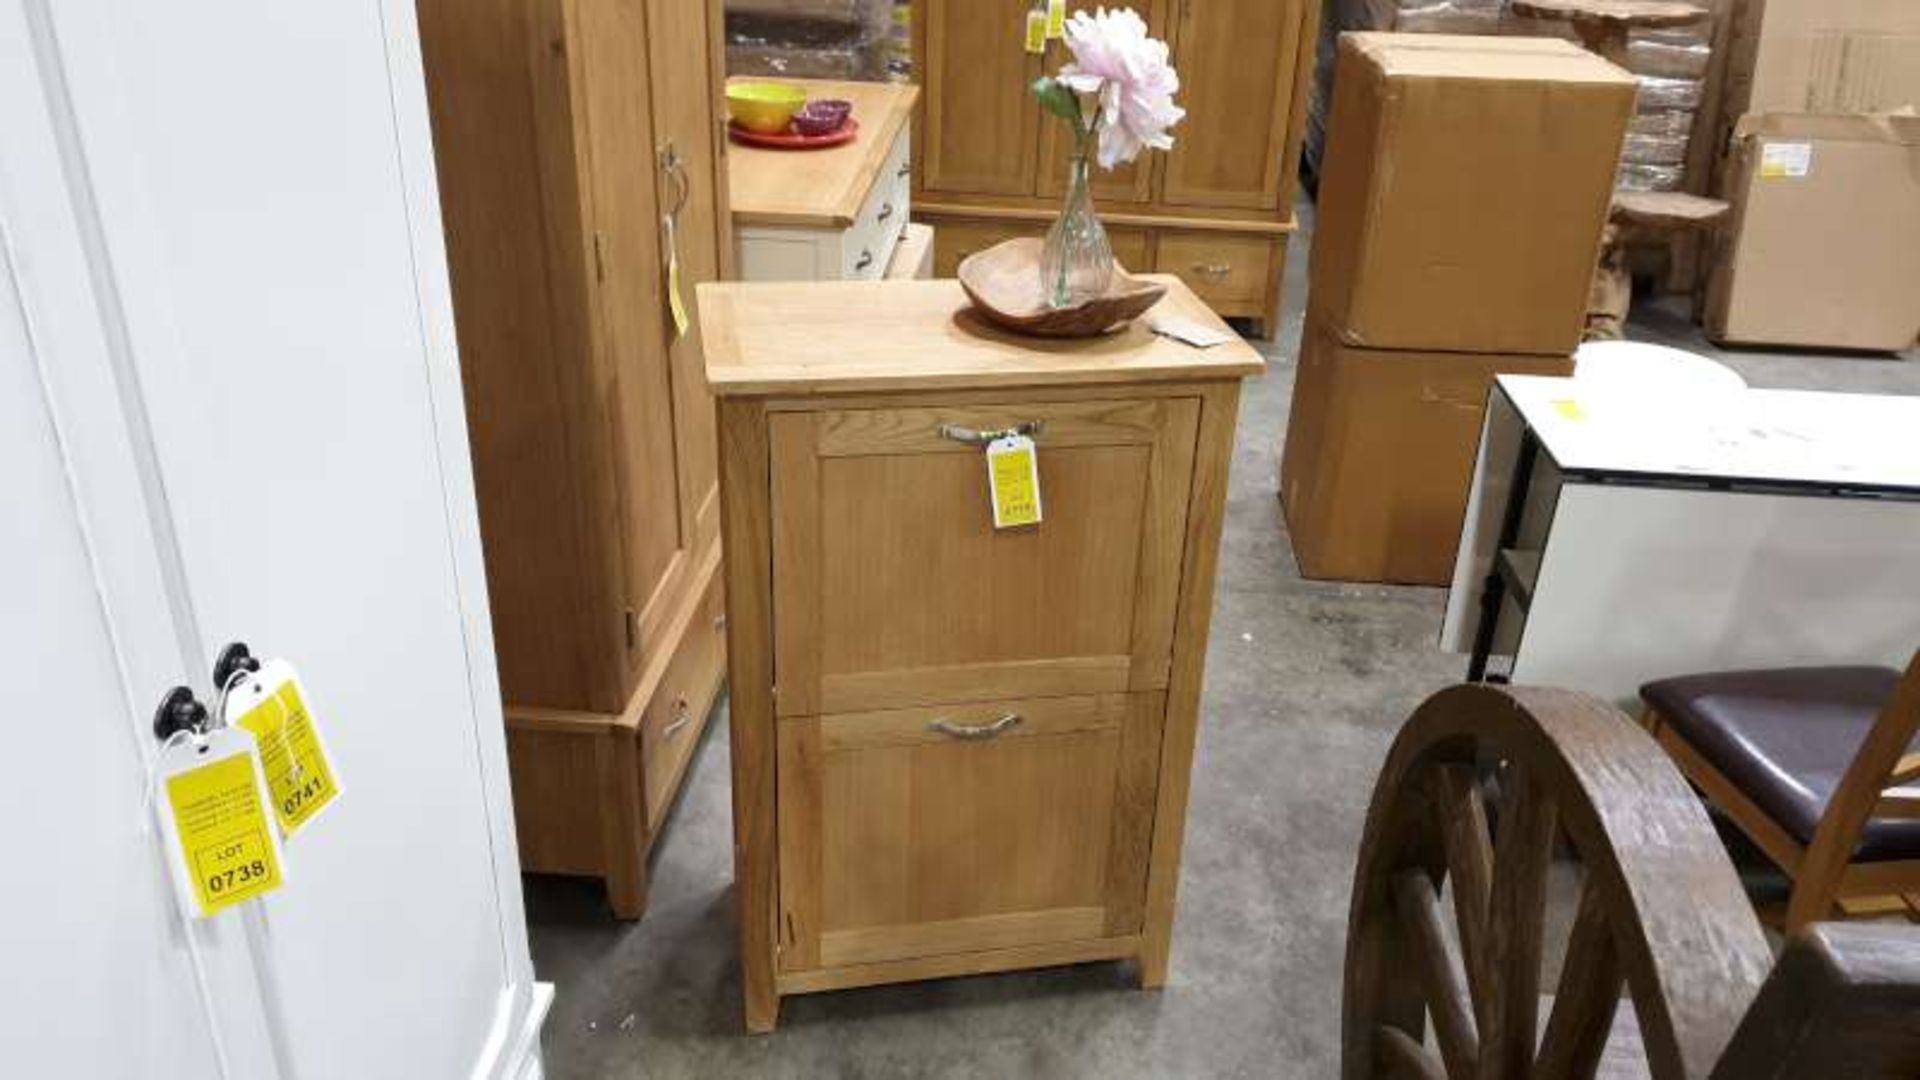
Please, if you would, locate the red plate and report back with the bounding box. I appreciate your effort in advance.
[729,117,859,150]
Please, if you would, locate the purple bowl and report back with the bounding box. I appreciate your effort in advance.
[791,99,852,137]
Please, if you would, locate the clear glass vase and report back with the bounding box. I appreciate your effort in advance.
[1039,147,1114,309]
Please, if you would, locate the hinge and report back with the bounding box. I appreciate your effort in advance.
[625,608,639,651]
[593,231,607,283]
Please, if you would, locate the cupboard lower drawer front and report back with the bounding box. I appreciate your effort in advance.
[775,693,1164,973]
[1154,231,1273,309]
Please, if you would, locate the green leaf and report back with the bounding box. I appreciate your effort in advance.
[1032,76,1084,129]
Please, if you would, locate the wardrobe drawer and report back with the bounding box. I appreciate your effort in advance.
[1154,231,1271,307]
[640,574,727,825]
[767,396,1200,716]
[774,692,1165,971]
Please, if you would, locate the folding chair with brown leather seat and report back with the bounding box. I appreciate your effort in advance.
[1641,651,1920,932]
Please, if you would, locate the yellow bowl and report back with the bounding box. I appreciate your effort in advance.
[727,81,807,135]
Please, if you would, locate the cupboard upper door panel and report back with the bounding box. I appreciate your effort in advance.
[917,0,1041,196]
[1160,0,1306,210]
[776,693,1163,971]
[646,0,723,555]
[1035,0,1166,206]
[770,397,1199,716]
[574,0,684,673]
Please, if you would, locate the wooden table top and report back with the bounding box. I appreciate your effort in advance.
[698,278,1265,397]
[726,79,920,230]
[1509,0,1708,28]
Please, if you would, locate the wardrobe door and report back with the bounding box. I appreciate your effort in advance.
[1160,0,1307,210]
[573,0,685,681]
[1035,0,1167,206]
[645,0,726,557]
[916,0,1042,197]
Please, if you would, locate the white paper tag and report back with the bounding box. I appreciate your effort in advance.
[156,727,288,918]
[1148,313,1235,348]
[985,434,1043,529]
[223,659,342,838]
[1760,141,1812,179]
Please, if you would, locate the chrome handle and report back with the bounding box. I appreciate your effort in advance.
[876,201,895,223]
[854,248,875,271]
[928,713,1023,740]
[1192,262,1231,280]
[714,613,728,633]
[662,698,693,738]
[658,141,690,220]
[937,420,1044,445]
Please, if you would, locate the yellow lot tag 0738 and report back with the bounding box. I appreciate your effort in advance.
[160,728,286,918]
[229,661,341,836]
[986,434,1043,529]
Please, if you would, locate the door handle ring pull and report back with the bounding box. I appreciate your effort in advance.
[928,714,1023,740]
[937,420,1044,445]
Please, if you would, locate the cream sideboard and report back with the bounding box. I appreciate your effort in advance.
[698,278,1263,1031]
[730,79,924,281]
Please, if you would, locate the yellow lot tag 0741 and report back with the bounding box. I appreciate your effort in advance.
[160,728,286,918]
[229,661,341,836]
[987,434,1043,529]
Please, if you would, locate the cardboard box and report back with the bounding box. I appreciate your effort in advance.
[1281,314,1573,585]
[1706,113,1920,352]
[1722,0,1920,118]
[1309,34,1635,356]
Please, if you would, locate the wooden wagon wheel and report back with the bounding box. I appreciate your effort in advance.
[1344,685,1776,1080]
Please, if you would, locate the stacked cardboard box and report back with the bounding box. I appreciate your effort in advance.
[1706,0,1920,351]
[1282,34,1634,585]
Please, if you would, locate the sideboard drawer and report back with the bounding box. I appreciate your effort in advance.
[775,692,1164,971]
[768,396,1200,716]
[1154,231,1272,308]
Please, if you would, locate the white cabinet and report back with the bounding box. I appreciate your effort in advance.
[729,79,926,281]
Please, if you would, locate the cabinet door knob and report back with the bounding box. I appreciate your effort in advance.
[928,713,1023,740]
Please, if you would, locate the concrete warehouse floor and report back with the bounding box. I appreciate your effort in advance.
[523,203,1920,1079]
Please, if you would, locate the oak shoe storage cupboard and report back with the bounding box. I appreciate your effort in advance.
[417,0,732,919]
[911,0,1318,336]
[701,278,1262,1031]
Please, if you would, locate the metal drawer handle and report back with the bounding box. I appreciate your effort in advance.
[855,249,875,271]
[876,202,895,224]
[1193,262,1232,280]
[938,419,1044,445]
[663,698,694,737]
[929,713,1023,740]
[897,161,912,179]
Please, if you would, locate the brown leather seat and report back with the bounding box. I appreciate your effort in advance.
[1642,666,1918,863]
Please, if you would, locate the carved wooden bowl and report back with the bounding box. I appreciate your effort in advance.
[957,238,1167,338]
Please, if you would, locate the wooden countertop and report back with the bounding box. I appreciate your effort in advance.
[698,277,1265,397]
[727,79,920,230]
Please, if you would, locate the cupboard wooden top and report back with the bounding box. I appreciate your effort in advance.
[727,79,920,229]
[698,278,1265,397]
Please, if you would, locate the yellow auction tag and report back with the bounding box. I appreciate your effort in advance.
[665,215,691,339]
[987,434,1043,529]
[160,729,286,918]
[228,661,340,836]
[1024,9,1047,54]
[1046,0,1067,38]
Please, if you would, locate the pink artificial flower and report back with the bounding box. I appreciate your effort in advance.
[1057,7,1185,169]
